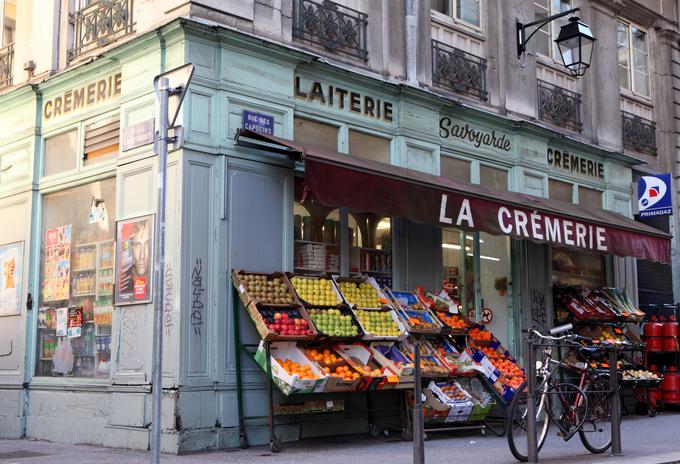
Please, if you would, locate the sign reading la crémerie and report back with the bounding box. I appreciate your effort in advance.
[43,72,122,120]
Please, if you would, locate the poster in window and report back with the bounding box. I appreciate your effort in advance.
[115,214,154,305]
[43,225,72,302]
[55,307,68,337]
[0,241,24,316]
[67,306,83,338]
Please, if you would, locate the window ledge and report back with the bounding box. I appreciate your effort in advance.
[430,10,485,41]
[535,54,574,80]
[619,89,653,109]
[29,376,110,391]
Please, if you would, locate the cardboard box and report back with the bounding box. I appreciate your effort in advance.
[352,307,408,341]
[334,342,399,390]
[332,275,389,309]
[301,344,369,392]
[370,341,415,389]
[288,274,344,308]
[231,269,300,308]
[254,341,327,395]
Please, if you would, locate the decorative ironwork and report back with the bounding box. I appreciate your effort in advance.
[0,43,13,89]
[537,79,581,131]
[432,40,487,101]
[68,0,135,60]
[293,0,368,60]
[622,111,656,155]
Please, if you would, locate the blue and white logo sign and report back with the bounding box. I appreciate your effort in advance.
[242,110,274,135]
[638,173,673,217]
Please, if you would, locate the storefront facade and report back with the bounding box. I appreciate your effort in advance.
[0,18,668,452]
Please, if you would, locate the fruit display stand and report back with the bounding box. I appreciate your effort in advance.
[385,289,443,334]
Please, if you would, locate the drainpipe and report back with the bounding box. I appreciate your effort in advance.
[405,0,418,85]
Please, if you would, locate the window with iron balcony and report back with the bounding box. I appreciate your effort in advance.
[0,0,15,89]
[431,39,487,101]
[68,0,135,61]
[537,79,581,132]
[292,0,368,61]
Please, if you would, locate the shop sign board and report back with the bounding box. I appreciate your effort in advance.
[0,241,23,316]
[122,119,155,151]
[242,110,274,135]
[638,174,673,218]
[547,147,604,179]
[439,117,512,153]
[43,73,122,120]
[294,76,394,123]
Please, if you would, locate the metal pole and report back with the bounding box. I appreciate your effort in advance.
[525,336,538,463]
[413,341,425,464]
[150,77,169,464]
[609,348,622,456]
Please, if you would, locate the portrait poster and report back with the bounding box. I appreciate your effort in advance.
[43,225,71,302]
[115,215,154,305]
[55,307,68,337]
[67,306,83,338]
[0,241,23,316]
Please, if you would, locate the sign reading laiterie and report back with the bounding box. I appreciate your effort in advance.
[44,73,122,120]
[547,147,604,179]
[294,76,394,122]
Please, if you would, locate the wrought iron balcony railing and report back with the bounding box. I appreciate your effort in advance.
[68,0,135,60]
[293,0,368,60]
[622,111,656,155]
[537,79,581,131]
[432,40,487,101]
[0,43,13,89]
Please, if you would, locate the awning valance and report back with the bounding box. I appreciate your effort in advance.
[235,129,671,263]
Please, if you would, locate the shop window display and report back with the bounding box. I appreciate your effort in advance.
[441,156,471,183]
[44,130,78,177]
[578,185,602,209]
[36,179,115,377]
[549,178,573,202]
[348,130,390,164]
[551,248,603,287]
[294,117,339,153]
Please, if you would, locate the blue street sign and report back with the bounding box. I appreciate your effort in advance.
[638,173,673,217]
[242,110,274,135]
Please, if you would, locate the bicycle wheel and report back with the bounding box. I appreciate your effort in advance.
[579,377,613,453]
[549,382,588,440]
[507,380,551,462]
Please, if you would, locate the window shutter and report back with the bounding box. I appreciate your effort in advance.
[84,116,119,163]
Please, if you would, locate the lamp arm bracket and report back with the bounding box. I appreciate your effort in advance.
[517,7,580,57]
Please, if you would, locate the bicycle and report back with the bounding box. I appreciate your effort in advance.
[507,324,615,462]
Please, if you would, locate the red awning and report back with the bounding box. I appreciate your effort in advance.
[236,129,671,263]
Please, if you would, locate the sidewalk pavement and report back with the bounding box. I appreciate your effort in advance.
[1,412,679,464]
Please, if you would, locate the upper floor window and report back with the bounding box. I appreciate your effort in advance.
[617,21,649,97]
[533,0,571,60]
[1,0,15,47]
[68,0,135,61]
[432,0,480,28]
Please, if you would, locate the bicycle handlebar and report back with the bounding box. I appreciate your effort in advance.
[528,328,594,344]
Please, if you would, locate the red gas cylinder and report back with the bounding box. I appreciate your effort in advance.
[644,323,664,337]
[662,322,679,337]
[662,373,680,404]
[643,336,663,352]
[662,336,679,352]
[649,388,663,404]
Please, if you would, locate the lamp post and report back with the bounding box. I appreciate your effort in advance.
[516,8,596,77]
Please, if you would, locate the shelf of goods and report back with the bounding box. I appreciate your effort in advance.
[639,305,680,412]
[231,270,520,450]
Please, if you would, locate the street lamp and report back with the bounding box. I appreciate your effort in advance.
[517,8,596,78]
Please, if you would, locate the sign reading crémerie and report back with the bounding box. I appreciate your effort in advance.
[43,73,122,120]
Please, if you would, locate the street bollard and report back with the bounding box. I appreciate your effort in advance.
[413,341,425,464]
[609,347,622,456]
[525,336,538,463]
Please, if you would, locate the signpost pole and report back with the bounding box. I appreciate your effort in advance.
[413,341,425,464]
[150,77,169,464]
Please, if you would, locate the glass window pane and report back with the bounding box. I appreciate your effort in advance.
[633,70,649,96]
[549,178,573,202]
[432,0,451,15]
[348,130,391,164]
[457,0,480,26]
[44,130,78,177]
[36,179,116,378]
[578,186,602,209]
[2,0,16,46]
[480,165,508,191]
[632,27,646,52]
[479,232,510,346]
[294,117,339,154]
[441,156,471,183]
[552,248,603,288]
[442,228,465,306]
[619,66,631,90]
